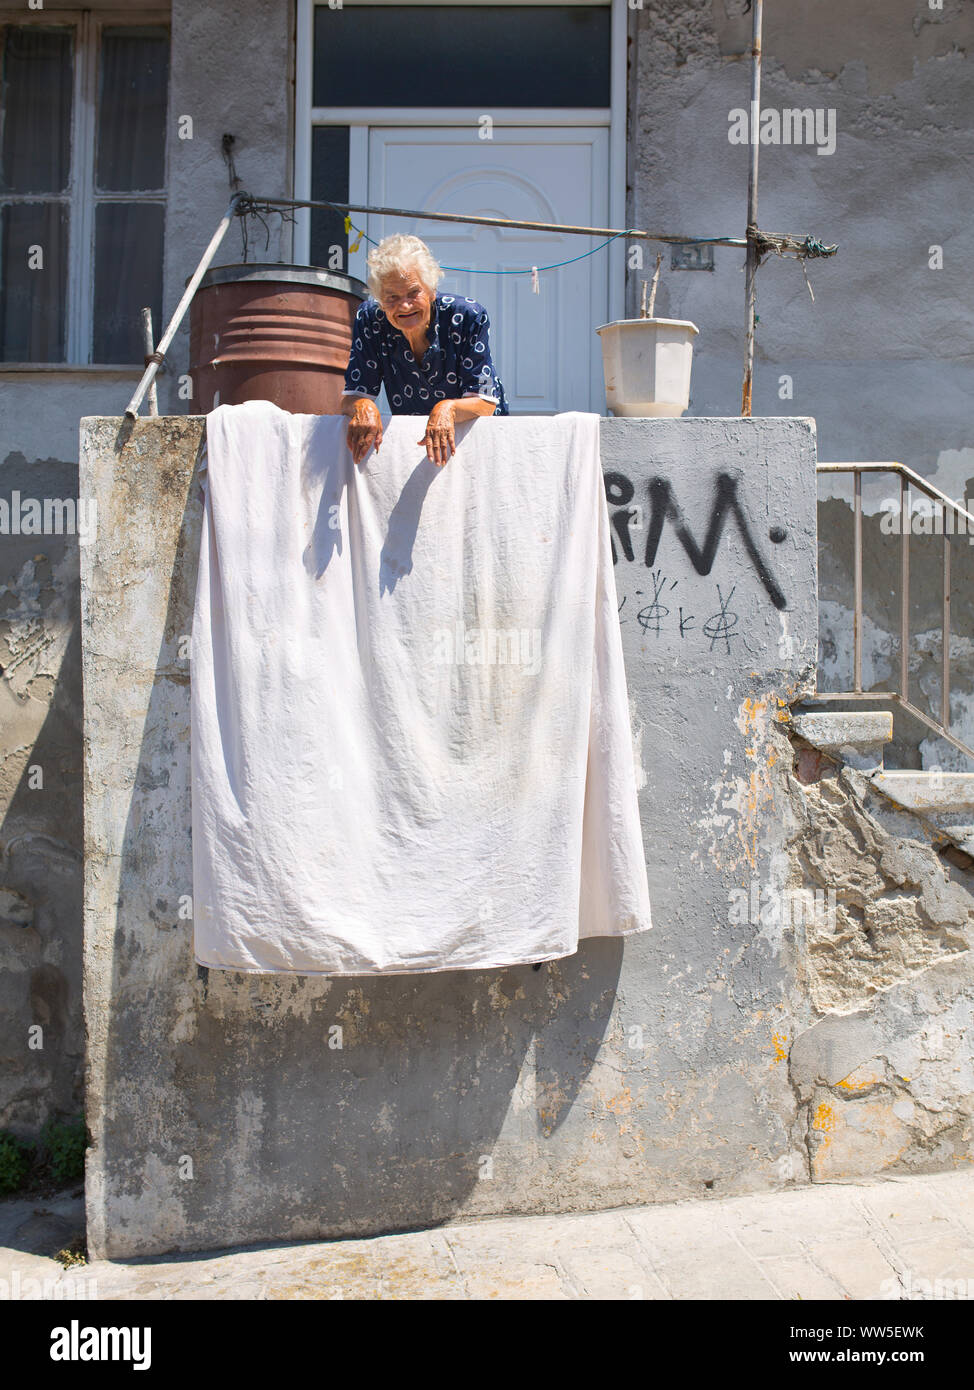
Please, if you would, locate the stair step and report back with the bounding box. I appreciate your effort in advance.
[790,711,893,771]
[870,773,974,856]
[792,710,974,856]
[871,772,974,813]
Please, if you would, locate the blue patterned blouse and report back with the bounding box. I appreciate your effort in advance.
[341,292,509,416]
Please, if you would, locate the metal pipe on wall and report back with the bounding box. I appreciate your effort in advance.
[741,0,763,417]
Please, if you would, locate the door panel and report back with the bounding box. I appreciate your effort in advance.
[358,127,609,414]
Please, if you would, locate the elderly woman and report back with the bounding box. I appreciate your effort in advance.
[340,234,509,467]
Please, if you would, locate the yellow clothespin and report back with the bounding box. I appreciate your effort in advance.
[343,214,352,234]
[349,228,364,254]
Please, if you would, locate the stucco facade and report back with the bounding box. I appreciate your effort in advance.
[2,4,972,1228]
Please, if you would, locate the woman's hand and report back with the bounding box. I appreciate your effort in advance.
[418,400,458,466]
[417,398,497,466]
[345,397,383,465]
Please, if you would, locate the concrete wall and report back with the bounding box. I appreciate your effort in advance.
[8,0,974,1146]
[628,0,974,770]
[81,412,819,1258]
[9,0,974,1227]
[0,0,293,1141]
[0,376,146,1133]
[629,0,974,478]
[81,411,974,1260]
[0,453,83,1134]
[783,749,974,1179]
[158,0,294,416]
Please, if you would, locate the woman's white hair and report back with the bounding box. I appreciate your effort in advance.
[366,234,442,301]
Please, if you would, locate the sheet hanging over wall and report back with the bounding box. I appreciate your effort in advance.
[191,400,652,975]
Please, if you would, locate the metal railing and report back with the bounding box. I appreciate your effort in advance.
[813,462,974,763]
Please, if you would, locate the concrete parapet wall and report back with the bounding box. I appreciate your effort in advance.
[80,412,970,1259]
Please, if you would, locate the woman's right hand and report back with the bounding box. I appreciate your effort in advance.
[346,397,383,465]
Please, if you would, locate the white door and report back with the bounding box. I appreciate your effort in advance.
[356,127,610,414]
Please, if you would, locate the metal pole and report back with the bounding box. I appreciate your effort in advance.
[900,473,910,702]
[124,190,247,420]
[243,194,749,249]
[853,469,863,692]
[140,308,159,416]
[943,520,951,730]
[741,0,763,417]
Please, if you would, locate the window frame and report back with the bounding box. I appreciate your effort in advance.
[0,6,171,366]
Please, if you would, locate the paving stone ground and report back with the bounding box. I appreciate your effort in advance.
[2,1170,974,1300]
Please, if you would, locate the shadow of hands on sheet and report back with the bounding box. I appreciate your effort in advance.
[301,414,454,593]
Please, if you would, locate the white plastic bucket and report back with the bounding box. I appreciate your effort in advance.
[596,317,699,417]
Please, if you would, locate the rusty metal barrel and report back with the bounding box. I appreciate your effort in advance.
[188,264,368,414]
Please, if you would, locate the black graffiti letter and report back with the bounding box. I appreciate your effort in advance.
[644,473,787,610]
[703,584,740,654]
[604,472,636,564]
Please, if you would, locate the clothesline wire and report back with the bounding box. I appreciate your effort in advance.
[351,221,629,275]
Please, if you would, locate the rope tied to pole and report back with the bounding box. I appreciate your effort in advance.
[750,224,839,266]
[748,224,839,305]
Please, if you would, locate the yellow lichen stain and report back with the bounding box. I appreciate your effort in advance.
[835,1063,884,1092]
[604,1087,633,1115]
[811,1102,836,1150]
[731,696,778,872]
[698,689,790,875]
[742,769,771,870]
[739,695,768,725]
[772,1031,788,1062]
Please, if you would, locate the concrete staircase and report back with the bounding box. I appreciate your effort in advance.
[790,711,974,859]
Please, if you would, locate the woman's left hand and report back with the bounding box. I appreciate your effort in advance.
[418,401,457,466]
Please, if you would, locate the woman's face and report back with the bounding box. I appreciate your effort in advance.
[378,267,434,337]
